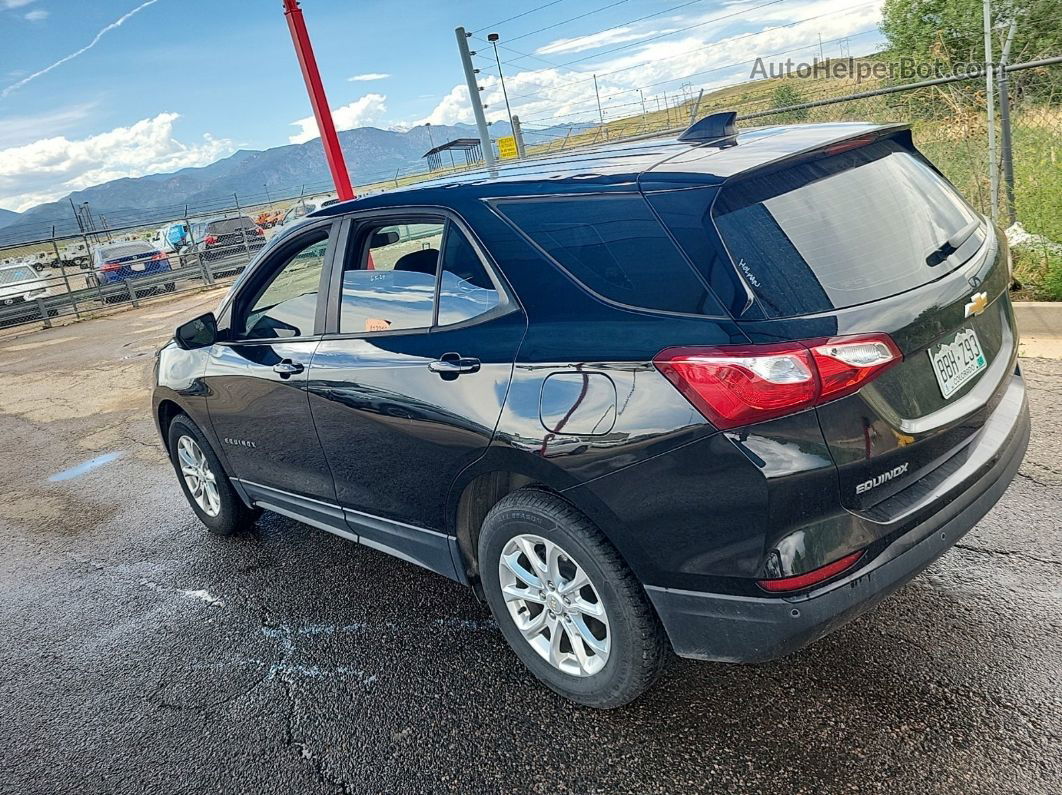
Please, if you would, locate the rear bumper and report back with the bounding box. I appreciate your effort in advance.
[647,374,1030,663]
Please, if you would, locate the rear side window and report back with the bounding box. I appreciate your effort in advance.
[712,140,981,317]
[495,194,718,315]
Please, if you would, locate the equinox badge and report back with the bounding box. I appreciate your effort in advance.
[856,463,909,495]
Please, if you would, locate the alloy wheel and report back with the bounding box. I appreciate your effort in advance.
[498,534,611,677]
[176,435,221,517]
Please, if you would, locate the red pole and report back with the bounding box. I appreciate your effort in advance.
[282,0,355,200]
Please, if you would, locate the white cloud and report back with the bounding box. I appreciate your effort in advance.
[2,0,36,8]
[2,0,161,98]
[537,28,659,56]
[405,1,886,130]
[24,8,47,20]
[288,93,388,144]
[0,112,234,211]
[348,73,390,82]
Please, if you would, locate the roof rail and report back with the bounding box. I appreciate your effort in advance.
[678,110,738,143]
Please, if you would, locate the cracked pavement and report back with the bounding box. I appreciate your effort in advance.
[1,291,1060,794]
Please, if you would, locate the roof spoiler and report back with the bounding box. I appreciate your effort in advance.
[678,110,738,143]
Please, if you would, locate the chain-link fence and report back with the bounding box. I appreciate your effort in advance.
[2,58,1058,333]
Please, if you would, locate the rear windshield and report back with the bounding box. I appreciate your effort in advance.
[207,217,256,234]
[711,140,981,317]
[494,194,719,315]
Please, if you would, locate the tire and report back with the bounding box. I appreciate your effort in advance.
[167,414,259,536]
[479,489,668,709]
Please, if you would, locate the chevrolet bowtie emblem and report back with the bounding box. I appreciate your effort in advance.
[964,291,988,318]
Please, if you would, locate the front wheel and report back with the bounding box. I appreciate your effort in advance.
[479,489,668,709]
[167,415,258,535]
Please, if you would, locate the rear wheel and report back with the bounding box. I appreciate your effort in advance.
[167,414,258,535]
[479,489,668,709]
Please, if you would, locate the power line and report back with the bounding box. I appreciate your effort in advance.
[471,0,566,35]
[506,0,632,43]
[504,0,876,104]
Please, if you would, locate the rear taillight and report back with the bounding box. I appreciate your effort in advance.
[254,227,264,236]
[204,235,218,245]
[757,550,864,592]
[100,260,122,272]
[654,333,900,430]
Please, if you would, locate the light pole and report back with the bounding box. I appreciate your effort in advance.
[487,33,519,155]
[263,183,273,210]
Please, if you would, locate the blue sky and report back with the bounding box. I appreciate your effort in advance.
[0,0,886,211]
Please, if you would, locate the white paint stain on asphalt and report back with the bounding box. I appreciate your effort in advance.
[49,451,124,481]
[178,589,225,607]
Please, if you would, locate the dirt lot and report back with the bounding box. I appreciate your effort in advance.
[1,291,1060,794]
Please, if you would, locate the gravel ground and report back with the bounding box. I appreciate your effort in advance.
[1,291,1059,794]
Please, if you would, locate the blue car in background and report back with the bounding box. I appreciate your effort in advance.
[90,241,175,302]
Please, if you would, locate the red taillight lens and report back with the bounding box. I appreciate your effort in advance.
[255,227,264,236]
[654,334,900,430]
[100,260,122,272]
[204,235,218,245]
[809,334,902,402]
[757,550,864,593]
[654,343,817,429]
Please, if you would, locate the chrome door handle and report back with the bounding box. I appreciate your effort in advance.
[272,359,304,377]
[428,353,481,379]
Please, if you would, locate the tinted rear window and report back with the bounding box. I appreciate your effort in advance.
[495,194,719,315]
[712,140,981,317]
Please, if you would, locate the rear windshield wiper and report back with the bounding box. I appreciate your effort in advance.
[926,219,981,267]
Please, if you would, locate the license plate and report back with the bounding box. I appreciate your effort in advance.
[929,327,987,399]
[130,262,145,272]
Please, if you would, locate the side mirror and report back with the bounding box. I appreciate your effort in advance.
[174,312,217,350]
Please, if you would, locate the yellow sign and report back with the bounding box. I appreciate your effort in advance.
[498,136,518,159]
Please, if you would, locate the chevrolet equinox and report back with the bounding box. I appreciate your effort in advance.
[153,114,1030,708]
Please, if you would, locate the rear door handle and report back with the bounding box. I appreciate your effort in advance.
[428,353,481,379]
[272,359,304,377]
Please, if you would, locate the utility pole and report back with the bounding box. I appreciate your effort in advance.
[487,33,520,158]
[998,18,1018,225]
[282,0,354,200]
[593,74,606,139]
[455,26,496,168]
[638,88,647,127]
[982,0,998,222]
[511,114,526,158]
[818,34,825,63]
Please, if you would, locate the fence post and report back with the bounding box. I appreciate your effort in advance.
[234,193,249,258]
[125,279,139,308]
[997,64,1017,226]
[185,214,213,286]
[982,0,999,223]
[36,297,51,329]
[51,226,80,319]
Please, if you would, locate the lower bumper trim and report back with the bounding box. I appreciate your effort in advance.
[647,393,1030,663]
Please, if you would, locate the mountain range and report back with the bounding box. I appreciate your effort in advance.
[0,121,592,245]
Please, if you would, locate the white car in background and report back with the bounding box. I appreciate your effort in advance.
[0,261,52,320]
[276,194,340,230]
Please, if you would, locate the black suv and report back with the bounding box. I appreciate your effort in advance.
[154,115,1029,708]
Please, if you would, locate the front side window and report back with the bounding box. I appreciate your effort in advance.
[241,231,328,339]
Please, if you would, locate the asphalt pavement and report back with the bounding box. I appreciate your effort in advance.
[1,290,1060,794]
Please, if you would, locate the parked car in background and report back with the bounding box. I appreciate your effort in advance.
[275,195,339,231]
[0,261,53,326]
[178,216,265,272]
[150,222,190,254]
[89,241,174,301]
[154,115,1029,709]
